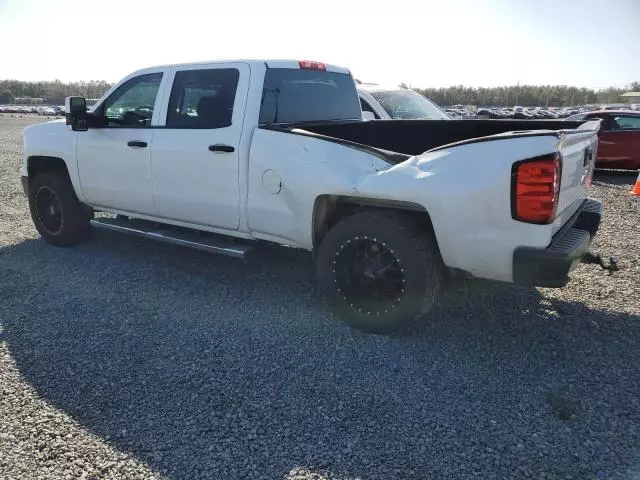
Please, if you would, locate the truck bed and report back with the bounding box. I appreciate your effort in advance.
[295,119,586,158]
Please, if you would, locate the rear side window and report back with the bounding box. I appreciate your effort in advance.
[259,68,361,124]
[166,68,239,129]
[609,115,640,130]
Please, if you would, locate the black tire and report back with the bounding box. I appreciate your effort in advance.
[317,210,444,334]
[28,170,90,246]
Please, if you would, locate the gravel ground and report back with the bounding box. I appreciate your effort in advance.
[1,115,639,480]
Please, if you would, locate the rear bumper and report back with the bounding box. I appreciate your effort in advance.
[513,199,602,287]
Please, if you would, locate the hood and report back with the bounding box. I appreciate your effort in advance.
[23,118,66,131]
[22,118,68,138]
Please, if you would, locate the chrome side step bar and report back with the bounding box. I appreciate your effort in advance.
[90,218,252,259]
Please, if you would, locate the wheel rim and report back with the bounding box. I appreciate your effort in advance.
[333,236,406,315]
[35,186,63,234]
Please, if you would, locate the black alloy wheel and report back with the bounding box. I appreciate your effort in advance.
[34,185,64,235]
[28,170,90,246]
[333,236,406,316]
[317,210,444,333]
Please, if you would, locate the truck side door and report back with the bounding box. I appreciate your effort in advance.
[150,63,250,230]
[76,71,166,215]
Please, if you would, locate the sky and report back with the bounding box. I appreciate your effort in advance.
[0,0,638,89]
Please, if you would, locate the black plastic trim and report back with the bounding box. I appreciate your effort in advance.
[573,198,603,237]
[513,198,603,287]
[259,124,409,165]
[21,176,29,196]
[209,144,235,153]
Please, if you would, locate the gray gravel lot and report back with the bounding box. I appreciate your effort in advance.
[1,115,639,480]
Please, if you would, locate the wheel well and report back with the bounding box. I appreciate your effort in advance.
[27,156,68,180]
[313,195,438,251]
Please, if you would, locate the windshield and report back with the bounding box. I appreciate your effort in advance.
[370,90,450,120]
[260,68,362,124]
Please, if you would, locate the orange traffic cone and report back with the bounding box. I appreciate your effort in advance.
[633,171,640,196]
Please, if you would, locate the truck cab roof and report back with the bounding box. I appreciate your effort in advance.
[127,59,350,77]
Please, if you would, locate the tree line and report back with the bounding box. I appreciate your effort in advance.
[1,78,638,107]
[413,82,640,107]
[0,80,112,104]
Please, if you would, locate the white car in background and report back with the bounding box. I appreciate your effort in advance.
[37,106,57,116]
[358,84,450,120]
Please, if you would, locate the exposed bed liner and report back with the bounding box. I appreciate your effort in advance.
[266,119,587,163]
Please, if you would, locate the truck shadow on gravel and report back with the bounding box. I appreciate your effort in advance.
[1,232,640,479]
[593,170,637,186]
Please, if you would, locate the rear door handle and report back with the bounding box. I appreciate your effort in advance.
[208,144,235,153]
[127,140,147,148]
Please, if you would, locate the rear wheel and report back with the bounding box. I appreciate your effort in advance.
[28,170,90,246]
[317,210,444,333]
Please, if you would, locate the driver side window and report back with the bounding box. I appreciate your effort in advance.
[101,73,163,128]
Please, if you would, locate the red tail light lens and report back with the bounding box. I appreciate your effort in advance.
[511,153,561,224]
[298,60,326,71]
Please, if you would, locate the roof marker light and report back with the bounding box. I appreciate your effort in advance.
[298,60,326,71]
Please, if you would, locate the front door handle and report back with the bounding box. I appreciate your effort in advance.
[127,140,147,148]
[208,144,235,153]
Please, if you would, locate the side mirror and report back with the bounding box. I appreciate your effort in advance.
[362,111,376,121]
[65,96,88,131]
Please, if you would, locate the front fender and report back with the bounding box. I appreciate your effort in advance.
[22,120,85,203]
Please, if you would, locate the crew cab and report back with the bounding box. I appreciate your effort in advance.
[22,59,603,333]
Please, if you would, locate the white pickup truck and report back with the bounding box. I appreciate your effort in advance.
[21,59,604,333]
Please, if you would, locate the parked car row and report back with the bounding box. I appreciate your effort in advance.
[477,107,556,119]
[443,105,630,120]
[0,105,63,115]
[0,105,35,114]
[472,106,590,119]
[380,100,597,120]
[444,105,474,117]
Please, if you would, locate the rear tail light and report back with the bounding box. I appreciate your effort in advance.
[511,153,561,224]
[298,60,326,71]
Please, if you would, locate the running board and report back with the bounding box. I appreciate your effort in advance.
[90,218,252,259]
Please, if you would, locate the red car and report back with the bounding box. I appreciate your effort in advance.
[567,110,640,169]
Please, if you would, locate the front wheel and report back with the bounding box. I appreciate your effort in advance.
[317,211,444,334]
[28,170,90,246]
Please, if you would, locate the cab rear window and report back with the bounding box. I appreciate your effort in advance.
[259,68,361,124]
